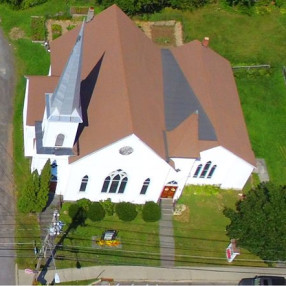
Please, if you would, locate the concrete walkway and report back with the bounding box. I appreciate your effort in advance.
[17,265,286,285]
[39,193,62,239]
[159,198,175,267]
[255,158,270,182]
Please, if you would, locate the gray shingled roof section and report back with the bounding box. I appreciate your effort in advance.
[47,22,84,123]
[161,49,217,141]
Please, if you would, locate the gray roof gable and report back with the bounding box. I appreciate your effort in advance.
[47,22,84,123]
[161,49,217,141]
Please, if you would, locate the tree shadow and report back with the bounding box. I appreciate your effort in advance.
[36,208,87,284]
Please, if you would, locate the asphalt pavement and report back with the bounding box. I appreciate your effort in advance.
[0,27,16,285]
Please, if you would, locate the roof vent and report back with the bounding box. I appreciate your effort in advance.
[202,37,209,47]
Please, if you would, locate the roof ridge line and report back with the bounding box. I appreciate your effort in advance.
[114,6,134,132]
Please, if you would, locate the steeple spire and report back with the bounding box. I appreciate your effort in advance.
[47,22,85,123]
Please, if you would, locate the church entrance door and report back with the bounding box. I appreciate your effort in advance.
[160,185,177,199]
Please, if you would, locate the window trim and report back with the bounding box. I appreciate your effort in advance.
[200,161,212,178]
[101,169,128,194]
[55,133,65,147]
[79,175,89,192]
[140,178,150,195]
[193,164,202,178]
[207,165,217,179]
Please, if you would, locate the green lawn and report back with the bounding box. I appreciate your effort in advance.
[173,185,266,267]
[236,68,286,185]
[1,0,286,270]
[149,3,286,184]
[54,203,160,268]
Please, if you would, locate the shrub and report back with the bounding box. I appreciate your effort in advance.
[67,24,76,31]
[77,198,91,211]
[87,202,105,221]
[68,204,80,220]
[22,0,47,9]
[100,199,115,216]
[142,201,161,222]
[115,202,137,221]
[52,24,62,40]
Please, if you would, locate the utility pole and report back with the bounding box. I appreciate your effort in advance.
[33,210,62,284]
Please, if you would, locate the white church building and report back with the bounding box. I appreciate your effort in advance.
[23,5,256,204]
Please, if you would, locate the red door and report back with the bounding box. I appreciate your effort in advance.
[160,185,177,199]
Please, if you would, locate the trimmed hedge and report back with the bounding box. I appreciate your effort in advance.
[68,203,80,220]
[142,201,161,222]
[87,202,105,221]
[115,202,137,221]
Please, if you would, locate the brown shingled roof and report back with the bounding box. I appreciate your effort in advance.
[26,76,59,126]
[171,42,256,166]
[25,5,255,167]
[166,113,200,158]
[49,5,166,162]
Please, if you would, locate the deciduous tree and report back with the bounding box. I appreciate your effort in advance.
[223,182,286,262]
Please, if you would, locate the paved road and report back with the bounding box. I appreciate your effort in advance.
[0,27,16,285]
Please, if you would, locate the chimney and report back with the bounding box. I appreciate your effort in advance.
[202,37,209,47]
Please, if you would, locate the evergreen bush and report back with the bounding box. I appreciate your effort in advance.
[115,202,137,221]
[142,201,161,222]
[87,202,106,221]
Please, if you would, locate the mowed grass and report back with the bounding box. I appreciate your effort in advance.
[54,203,160,268]
[0,0,98,269]
[236,68,286,185]
[150,4,286,184]
[150,4,286,65]
[173,186,266,267]
[0,0,285,269]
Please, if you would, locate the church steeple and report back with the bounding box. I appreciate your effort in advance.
[46,22,84,123]
[40,22,85,151]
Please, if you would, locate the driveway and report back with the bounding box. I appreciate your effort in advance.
[0,27,16,285]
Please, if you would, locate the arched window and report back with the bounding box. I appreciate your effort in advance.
[118,177,128,193]
[140,178,150,195]
[101,169,128,194]
[79,175,88,192]
[109,174,120,193]
[101,176,111,193]
[51,161,57,182]
[55,134,65,147]
[167,180,178,185]
[200,161,211,178]
[193,164,202,178]
[207,165,217,179]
